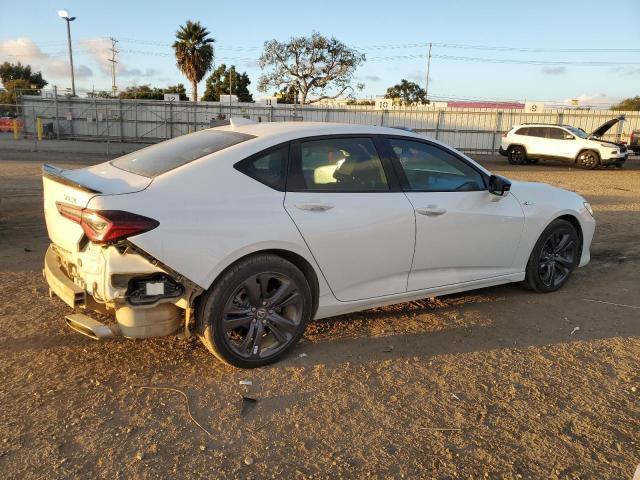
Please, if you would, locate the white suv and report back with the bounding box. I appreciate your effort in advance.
[499,118,629,169]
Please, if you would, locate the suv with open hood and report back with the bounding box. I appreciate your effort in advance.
[499,117,628,169]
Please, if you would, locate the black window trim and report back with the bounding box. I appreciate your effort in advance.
[381,135,489,193]
[285,134,402,193]
[233,141,291,192]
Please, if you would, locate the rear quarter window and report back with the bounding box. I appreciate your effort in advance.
[515,127,529,136]
[111,130,255,177]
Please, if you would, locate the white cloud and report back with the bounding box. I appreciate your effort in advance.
[0,37,93,81]
[562,93,622,108]
[78,37,159,79]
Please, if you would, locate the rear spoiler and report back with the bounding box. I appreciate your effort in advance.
[42,164,102,194]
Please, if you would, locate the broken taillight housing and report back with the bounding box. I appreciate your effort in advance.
[56,202,159,244]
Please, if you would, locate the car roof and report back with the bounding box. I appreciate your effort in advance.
[212,121,426,143]
[514,123,572,128]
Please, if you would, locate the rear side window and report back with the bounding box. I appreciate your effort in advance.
[515,127,529,136]
[111,130,254,177]
[234,146,288,191]
[528,127,548,138]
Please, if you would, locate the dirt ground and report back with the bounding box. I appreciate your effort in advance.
[0,147,638,479]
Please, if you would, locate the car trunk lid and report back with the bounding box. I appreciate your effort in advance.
[42,162,152,252]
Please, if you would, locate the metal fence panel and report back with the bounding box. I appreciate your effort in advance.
[15,96,640,154]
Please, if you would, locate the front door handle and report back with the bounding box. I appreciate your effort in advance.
[295,202,334,212]
[416,206,447,216]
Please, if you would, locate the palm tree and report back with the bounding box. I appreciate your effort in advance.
[172,21,214,102]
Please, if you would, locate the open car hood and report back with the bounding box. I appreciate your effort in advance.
[589,116,624,138]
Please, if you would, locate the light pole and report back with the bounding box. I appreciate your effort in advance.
[58,9,76,97]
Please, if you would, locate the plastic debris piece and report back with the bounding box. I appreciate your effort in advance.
[240,396,257,416]
[570,326,580,335]
[239,380,252,386]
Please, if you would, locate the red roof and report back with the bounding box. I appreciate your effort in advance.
[447,101,524,109]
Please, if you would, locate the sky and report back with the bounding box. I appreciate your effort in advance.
[1,0,639,107]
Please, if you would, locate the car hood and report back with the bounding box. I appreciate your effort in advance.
[508,179,584,205]
[589,116,624,138]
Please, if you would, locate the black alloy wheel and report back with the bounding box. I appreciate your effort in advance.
[525,219,579,293]
[508,146,527,165]
[198,254,312,368]
[577,150,599,169]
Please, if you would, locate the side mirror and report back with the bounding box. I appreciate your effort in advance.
[489,175,511,196]
[564,134,574,140]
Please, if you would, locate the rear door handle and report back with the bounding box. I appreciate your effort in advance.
[295,202,334,212]
[416,206,447,216]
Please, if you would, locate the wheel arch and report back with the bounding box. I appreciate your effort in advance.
[508,143,527,153]
[198,247,321,318]
[575,148,600,163]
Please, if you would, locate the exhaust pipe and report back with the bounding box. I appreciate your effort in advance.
[65,313,119,340]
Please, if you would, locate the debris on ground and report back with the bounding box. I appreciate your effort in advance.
[570,327,580,336]
[240,396,257,417]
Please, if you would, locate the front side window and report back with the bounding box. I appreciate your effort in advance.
[234,146,288,190]
[565,126,588,139]
[548,128,566,140]
[389,138,485,192]
[293,137,388,192]
[111,130,254,177]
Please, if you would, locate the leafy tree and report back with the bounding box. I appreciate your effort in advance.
[202,64,253,102]
[0,62,47,91]
[0,62,48,113]
[384,79,429,105]
[86,90,114,98]
[610,96,640,111]
[172,21,215,102]
[258,32,365,104]
[163,84,189,100]
[273,85,298,104]
[115,84,189,100]
[0,79,33,115]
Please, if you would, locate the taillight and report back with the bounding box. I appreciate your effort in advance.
[502,132,508,137]
[56,202,159,244]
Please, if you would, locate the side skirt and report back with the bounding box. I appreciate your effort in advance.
[314,272,525,320]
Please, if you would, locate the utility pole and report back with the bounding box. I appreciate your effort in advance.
[107,37,119,96]
[425,42,432,101]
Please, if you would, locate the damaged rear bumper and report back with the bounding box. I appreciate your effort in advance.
[44,245,86,308]
[44,243,202,339]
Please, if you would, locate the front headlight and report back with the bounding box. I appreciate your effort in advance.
[583,202,594,217]
[600,142,617,150]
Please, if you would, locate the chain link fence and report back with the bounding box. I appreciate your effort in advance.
[3,96,639,154]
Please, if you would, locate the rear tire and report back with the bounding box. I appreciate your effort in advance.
[197,254,313,368]
[508,146,527,165]
[576,150,600,169]
[524,219,580,293]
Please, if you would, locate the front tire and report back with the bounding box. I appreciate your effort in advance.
[576,150,600,169]
[525,219,580,293]
[197,254,312,368]
[508,146,527,165]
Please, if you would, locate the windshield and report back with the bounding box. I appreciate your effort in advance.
[564,126,588,139]
[111,130,255,177]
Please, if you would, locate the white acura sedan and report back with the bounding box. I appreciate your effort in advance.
[43,121,595,367]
